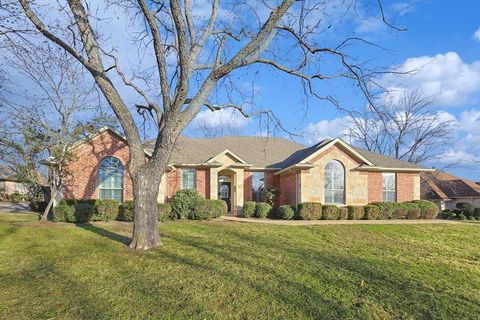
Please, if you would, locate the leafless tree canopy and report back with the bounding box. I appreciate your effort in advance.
[346,90,453,164]
[2,0,405,249]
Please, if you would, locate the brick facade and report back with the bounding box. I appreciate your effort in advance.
[62,129,422,208]
[279,172,297,206]
[63,131,133,200]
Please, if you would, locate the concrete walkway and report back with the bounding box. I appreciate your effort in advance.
[0,202,32,213]
[221,215,461,225]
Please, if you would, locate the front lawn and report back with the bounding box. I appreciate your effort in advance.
[0,213,479,319]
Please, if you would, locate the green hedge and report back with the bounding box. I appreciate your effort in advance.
[119,200,135,221]
[410,200,439,219]
[404,203,421,219]
[321,205,338,220]
[277,205,295,220]
[158,203,174,222]
[210,200,228,218]
[363,205,380,220]
[456,202,474,217]
[94,199,120,221]
[53,204,74,222]
[297,202,322,220]
[255,202,272,218]
[243,201,256,218]
[337,207,348,220]
[347,206,364,220]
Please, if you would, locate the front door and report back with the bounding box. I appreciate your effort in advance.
[218,182,231,212]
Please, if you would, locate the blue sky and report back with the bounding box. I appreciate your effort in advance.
[185,0,480,180]
[4,0,480,180]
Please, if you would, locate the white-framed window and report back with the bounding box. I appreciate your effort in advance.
[182,168,196,190]
[99,156,124,202]
[252,171,265,202]
[382,173,396,202]
[324,160,345,205]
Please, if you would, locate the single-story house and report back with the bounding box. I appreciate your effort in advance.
[0,165,29,195]
[59,127,434,213]
[421,171,480,210]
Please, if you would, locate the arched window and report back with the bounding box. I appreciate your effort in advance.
[99,157,124,202]
[324,160,345,204]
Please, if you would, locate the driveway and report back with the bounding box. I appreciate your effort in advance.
[0,202,32,213]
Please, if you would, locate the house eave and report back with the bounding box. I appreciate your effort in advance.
[355,166,435,173]
[274,163,315,176]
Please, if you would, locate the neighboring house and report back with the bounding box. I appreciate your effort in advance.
[0,165,29,195]
[58,127,433,213]
[421,171,480,210]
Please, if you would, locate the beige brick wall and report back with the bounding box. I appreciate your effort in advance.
[299,145,368,205]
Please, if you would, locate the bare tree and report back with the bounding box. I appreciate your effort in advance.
[0,42,115,220]
[5,0,404,249]
[346,90,453,164]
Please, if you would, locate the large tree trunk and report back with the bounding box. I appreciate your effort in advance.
[129,166,163,250]
[41,188,58,221]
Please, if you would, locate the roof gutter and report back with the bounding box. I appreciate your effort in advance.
[355,166,435,173]
[274,163,315,176]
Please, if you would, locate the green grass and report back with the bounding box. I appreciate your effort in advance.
[0,213,479,319]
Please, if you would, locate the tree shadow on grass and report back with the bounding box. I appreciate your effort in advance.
[76,223,131,245]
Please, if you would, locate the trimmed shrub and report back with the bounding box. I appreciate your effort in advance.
[11,192,23,203]
[456,202,474,217]
[369,202,396,219]
[211,200,228,218]
[474,208,480,220]
[410,200,439,219]
[404,203,421,219]
[337,207,348,220]
[363,205,380,220]
[157,203,174,222]
[62,199,97,207]
[392,204,408,219]
[94,199,120,221]
[321,205,339,220]
[119,200,135,221]
[243,201,256,218]
[54,204,74,222]
[277,205,295,220]
[255,202,272,218]
[192,199,214,220]
[297,202,322,220]
[447,211,457,219]
[468,216,476,221]
[347,206,364,220]
[458,213,467,220]
[74,203,95,223]
[171,189,201,219]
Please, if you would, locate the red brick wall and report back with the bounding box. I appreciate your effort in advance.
[279,172,297,206]
[244,171,252,202]
[167,169,182,200]
[196,168,210,199]
[265,172,280,191]
[63,131,133,200]
[397,173,416,202]
[366,172,382,203]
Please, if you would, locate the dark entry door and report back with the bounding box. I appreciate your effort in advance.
[218,182,231,211]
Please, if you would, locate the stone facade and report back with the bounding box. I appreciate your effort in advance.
[62,129,423,210]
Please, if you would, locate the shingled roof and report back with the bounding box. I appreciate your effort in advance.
[143,135,430,171]
[422,172,480,199]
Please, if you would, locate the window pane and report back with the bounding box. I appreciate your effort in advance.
[382,173,396,202]
[252,172,265,202]
[99,157,124,202]
[182,168,196,190]
[324,161,345,205]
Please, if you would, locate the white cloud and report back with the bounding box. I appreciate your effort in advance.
[384,52,480,107]
[355,17,387,34]
[392,2,415,15]
[302,116,351,144]
[474,27,480,42]
[190,108,251,133]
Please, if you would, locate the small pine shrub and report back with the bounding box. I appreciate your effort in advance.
[157,203,174,222]
[337,207,348,220]
[363,205,380,220]
[347,206,364,220]
[211,200,228,218]
[120,200,135,221]
[297,202,322,220]
[321,205,339,220]
[243,201,256,218]
[171,189,201,219]
[277,205,295,220]
[255,202,272,218]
